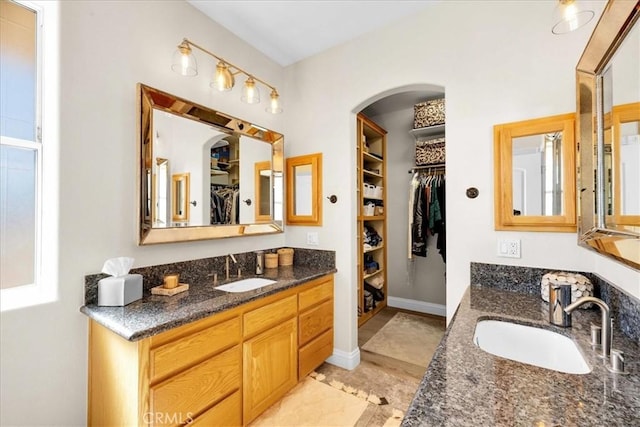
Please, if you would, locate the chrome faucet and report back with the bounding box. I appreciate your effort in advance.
[564,296,612,359]
[226,253,239,280]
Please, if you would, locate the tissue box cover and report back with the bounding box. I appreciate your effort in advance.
[98,274,143,306]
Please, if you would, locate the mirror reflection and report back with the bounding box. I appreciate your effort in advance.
[171,172,190,224]
[294,164,313,216]
[511,132,564,216]
[576,1,639,270]
[138,84,284,244]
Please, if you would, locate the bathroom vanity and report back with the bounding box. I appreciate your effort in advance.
[402,284,640,426]
[81,266,335,426]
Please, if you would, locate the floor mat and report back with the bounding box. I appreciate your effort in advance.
[250,376,370,426]
[361,312,444,367]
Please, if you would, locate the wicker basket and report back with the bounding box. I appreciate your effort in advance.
[414,98,445,128]
[277,248,294,266]
[416,137,446,165]
[265,253,278,269]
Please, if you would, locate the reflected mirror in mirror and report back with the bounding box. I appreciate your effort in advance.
[576,0,639,270]
[171,172,189,224]
[294,164,313,216]
[138,84,284,244]
[511,132,564,216]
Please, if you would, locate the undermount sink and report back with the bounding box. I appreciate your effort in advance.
[214,278,277,293]
[473,319,591,374]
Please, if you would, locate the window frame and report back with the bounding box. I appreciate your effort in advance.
[1,0,48,311]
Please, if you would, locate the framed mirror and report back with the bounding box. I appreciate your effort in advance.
[576,1,640,270]
[494,113,576,232]
[138,84,284,244]
[286,153,322,226]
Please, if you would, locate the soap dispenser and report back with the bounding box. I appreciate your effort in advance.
[255,250,264,275]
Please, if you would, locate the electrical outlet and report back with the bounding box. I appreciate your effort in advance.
[307,232,319,246]
[497,239,521,258]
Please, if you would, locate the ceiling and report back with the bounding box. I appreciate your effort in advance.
[187,1,438,67]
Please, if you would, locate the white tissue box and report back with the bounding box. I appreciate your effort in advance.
[98,274,143,306]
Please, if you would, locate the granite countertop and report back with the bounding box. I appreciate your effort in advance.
[402,285,640,426]
[80,265,336,341]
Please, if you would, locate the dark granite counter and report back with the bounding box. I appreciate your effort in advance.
[80,264,336,341]
[402,285,640,426]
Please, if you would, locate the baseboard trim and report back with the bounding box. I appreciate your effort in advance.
[388,296,446,317]
[326,347,360,370]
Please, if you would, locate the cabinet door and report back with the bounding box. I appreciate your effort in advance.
[243,317,297,424]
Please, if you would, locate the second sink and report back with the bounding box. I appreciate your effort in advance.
[214,277,277,293]
[473,319,591,374]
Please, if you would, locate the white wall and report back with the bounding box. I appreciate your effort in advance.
[283,0,640,369]
[0,1,285,425]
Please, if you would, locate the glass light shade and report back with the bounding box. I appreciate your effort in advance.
[211,61,234,91]
[552,0,594,34]
[241,77,260,104]
[266,89,283,114]
[171,42,197,76]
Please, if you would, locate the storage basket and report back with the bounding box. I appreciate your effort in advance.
[265,253,278,269]
[416,137,446,166]
[363,203,375,216]
[414,98,445,128]
[277,248,294,266]
[373,186,383,199]
[374,206,384,216]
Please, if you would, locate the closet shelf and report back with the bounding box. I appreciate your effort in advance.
[363,152,383,163]
[363,196,383,201]
[409,124,445,139]
[363,269,384,280]
[363,244,384,253]
[359,215,385,221]
[363,170,383,178]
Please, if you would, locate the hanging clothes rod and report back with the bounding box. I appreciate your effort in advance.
[408,163,445,174]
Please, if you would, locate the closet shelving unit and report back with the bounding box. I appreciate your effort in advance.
[357,113,387,326]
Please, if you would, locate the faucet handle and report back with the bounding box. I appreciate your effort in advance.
[607,349,629,375]
[207,272,218,285]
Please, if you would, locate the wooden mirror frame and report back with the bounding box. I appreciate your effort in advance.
[137,84,284,244]
[494,113,577,232]
[286,153,322,226]
[576,0,640,270]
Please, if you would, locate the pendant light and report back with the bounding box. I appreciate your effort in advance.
[171,40,197,76]
[171,38,283,114]
[241,77,260,104]
[552,0,595,34]
[266,89,283,114]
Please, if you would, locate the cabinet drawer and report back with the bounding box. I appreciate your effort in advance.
[299,277,333,311]
[150,345,241,426]
[299,299,333,347]
[150,316,240,383]
[189,391,241,427]
[299,328,333,379]
[243,294,297,338]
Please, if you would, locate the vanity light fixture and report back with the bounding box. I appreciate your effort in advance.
[171,38,282,113]
[552,0,595,34]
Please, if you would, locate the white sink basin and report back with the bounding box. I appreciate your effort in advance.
[473,320,591,374]
[214,278,277,293]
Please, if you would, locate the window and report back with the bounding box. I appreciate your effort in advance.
[1,0,42,306]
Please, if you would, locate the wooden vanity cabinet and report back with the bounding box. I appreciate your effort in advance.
[298,276,334,378]
[87,274,334,427]
[242,294,298,424]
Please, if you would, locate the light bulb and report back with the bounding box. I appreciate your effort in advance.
[266,89,283,114]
